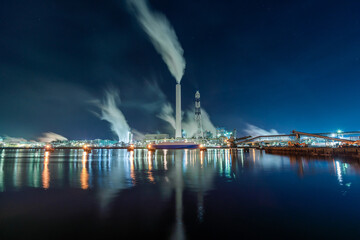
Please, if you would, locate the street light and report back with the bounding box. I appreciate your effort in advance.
[337,129,342,138]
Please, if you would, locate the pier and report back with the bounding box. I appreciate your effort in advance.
[264,146,360,158]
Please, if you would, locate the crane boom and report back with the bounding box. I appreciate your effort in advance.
[292,130,356,143]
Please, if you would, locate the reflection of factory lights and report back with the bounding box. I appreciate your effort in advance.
[147,151,154,182]
[42,153,50,189]
[336,161,343,185]
[81,165,89,190]
[81,151,89,189]
[82,151,87,164]
[163,150,168,170]
[148,151,152,167]
[130,151,135,184]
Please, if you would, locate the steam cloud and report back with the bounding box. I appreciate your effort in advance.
[158,103,216,138]
[2,136,28,143]
[131,129,146,141]
[157,102,176,129]
[1,133,67,144]
[93,89,130,142]
[127,0,186,83]
[182,108,216,137]
[38,132,68,143]
[244,124,280,136]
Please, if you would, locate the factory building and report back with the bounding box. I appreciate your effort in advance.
[216,127,233,138]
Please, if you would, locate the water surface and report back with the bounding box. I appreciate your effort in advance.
[1,148,360,239]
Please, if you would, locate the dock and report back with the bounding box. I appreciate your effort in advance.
[264,146,360,158]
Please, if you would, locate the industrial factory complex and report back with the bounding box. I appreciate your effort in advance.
[1,88,360,149]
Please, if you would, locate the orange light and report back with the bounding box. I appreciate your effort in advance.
[43,152,50,189]
[81,153,89,190]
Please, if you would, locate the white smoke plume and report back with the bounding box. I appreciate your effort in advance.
[127,0,186,83]
[182,108,216,138]
[157,103,216,138]
[2,136,28,143]
[92,89,130,143]
[157,102,176,129]
[244,124,280,136]
[38,132,68,143]
[131,129,146,141]
[201,110,217,136]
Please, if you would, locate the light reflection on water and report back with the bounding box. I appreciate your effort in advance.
[0,149,358,192]
[1,148,360,238]
[1,148,359,193]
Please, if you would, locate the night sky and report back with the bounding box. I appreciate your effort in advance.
[1,0,360,140]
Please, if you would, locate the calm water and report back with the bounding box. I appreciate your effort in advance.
[1,148,360,239]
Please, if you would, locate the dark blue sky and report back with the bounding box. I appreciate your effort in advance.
[1,0,360,140]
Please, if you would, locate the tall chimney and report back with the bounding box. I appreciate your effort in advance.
[175,83,182,138]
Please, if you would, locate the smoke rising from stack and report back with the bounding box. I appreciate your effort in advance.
[157,103,216,138]
[92,89,130,142]
[38,132,68,143]
[244,124,281,136]
[157,102,176,129]
[127,0,186,83]
[1,132,67,143]
[131,129,146,141]
[2,136,28,143]
[182,108,216,138]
